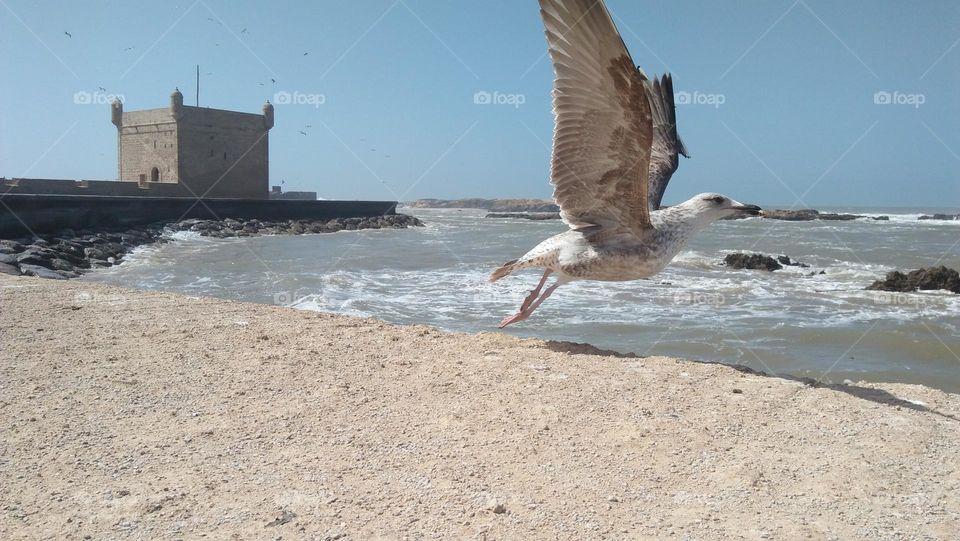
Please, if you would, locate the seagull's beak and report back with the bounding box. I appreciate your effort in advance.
[729,203,762,216]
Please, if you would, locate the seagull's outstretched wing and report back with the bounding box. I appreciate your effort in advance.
[540,0,654,234]
[642,72,689,210]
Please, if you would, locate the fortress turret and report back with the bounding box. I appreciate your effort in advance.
[111,99,123,127]
[170,88,183,119]
[263,100,274,130]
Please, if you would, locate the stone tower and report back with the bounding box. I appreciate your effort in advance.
[112,90,273,199]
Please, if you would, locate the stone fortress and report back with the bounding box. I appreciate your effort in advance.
[112,88,272,199]
[0,90,390,236]
[3,89,286,200]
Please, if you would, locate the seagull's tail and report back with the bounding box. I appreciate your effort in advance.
[489,259,519,283]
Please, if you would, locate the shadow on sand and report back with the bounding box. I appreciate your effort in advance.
[540,340,959,422]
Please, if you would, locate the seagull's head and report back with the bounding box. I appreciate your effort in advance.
[680,193,762,226]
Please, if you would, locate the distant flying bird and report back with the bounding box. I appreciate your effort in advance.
[270,78,276,84]
[303,52,309,56]
[241,27,248,34]
[298,131,307,136]
[304,124,312,128]
[98,86,106,92]
[491,0,761,328]
[123,46,135,51]
[63,31,72,38]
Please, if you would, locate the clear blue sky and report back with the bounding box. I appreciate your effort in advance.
[1,0,958,207]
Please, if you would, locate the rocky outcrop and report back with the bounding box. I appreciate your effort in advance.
[918,214,960,221]
[407,198,559,213]
[866,266,960,293]
[485,212,562,220]
[775,255,810,268]
[723,253,783,271]
[759,209,820,221]
[170,214,422,238]
[757,209,868,221]
[723,253,812,272]
[0,214,423,280]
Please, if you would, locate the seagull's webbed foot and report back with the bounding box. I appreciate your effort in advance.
[498,281,562,329]
[519,269,552,312]
[498,312,529,328]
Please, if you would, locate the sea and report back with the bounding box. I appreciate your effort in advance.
[81,207,960,393]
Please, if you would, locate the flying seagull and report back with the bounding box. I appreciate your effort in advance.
[491,0,760,328]
[63,31,72,38]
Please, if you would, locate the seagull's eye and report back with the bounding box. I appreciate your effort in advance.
[708,196,725,204]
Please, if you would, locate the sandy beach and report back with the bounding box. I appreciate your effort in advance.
[1,273,958,540]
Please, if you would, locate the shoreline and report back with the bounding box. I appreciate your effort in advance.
[0,214,422,280]
[2,274,958,539]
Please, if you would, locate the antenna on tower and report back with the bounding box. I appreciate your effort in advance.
[195,65,200,106]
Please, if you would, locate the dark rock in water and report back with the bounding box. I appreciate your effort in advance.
[918,214,960,221]
[758,209,865,221]
[19,264,69,280]
[485,212,562,220]
[867,266,960,293]
[760,209,820,221]
[0,252,17,265]
[0,262,20,275]
[776,255,810,268]
[872,216,889,221]
[724,253,783,271]
[818,213,864,221]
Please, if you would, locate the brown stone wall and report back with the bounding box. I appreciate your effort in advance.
[117,109,179,183]
[175,107,270,199]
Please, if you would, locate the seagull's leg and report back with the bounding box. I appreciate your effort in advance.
[520,269,552,312]
[498,281,562,329]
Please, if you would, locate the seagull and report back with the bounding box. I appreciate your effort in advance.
[63,31,72,38]
[491,0,761,328]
